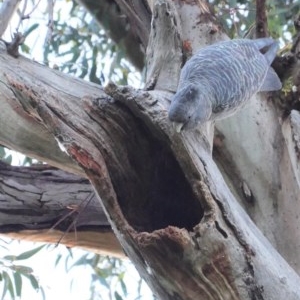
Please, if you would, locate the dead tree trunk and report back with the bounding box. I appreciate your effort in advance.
[1,0,300,299]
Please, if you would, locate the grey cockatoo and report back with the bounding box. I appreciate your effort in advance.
[168,38,282,132]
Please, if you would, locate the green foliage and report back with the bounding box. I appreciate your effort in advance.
[0,146,34,166]
[42,1,135,86]
[0,146,12,165]
[0,244,45,300]
[210,0,299,41]
[4,245,45,261]
[67,252,154,300]
[20,24,40,54]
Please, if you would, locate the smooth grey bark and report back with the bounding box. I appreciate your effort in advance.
[145,0,182,91]
[0,0,300,299]
[0,0,20,37]
[215,97,300,273]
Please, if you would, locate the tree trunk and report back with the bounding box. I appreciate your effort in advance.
[1,0,300,299]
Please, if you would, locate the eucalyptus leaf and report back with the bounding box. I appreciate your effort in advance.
[13,272,22,297]
[2,271,14,299]
[15,245,45,261]
[114,291,123,300]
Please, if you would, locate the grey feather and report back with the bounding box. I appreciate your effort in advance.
[168,38,282,131]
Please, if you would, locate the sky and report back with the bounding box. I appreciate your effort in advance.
[0,237,153,300]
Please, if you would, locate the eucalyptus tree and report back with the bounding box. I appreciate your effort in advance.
[1,0,300,299]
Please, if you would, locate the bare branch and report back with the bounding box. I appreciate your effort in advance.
[2,32,25,58]
[44,0,54,45]
[0,0,21,37]
[16,0,28,33]
[0,49,90,176]
[5,230,123,257]
[145,0,182,91]
[256,0,268,37]
[77,0,149,70]
[0,161,123,256]
[113,0,151,49]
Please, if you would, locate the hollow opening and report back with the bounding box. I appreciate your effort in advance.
[113,124,204,232]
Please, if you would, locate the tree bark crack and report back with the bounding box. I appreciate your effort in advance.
[214,196,255,256]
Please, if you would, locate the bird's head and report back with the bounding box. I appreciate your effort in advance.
[168,83,212,132]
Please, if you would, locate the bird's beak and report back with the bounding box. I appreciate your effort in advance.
[173,122,184,133]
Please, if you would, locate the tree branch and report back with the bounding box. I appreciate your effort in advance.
[1,1,300,296]
[77,0,150,70]
[0,0,20,37]
[145,0,182,91]
[104,82,300,299]
[0,161,123,256]
[256,0,268,38]
[113,0,151,49]
[212,11,300,274]
[0,48,90,176]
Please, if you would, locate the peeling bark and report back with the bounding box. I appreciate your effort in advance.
[1,46,299,297]
[0,0,300,299]
[103,83,300,299]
